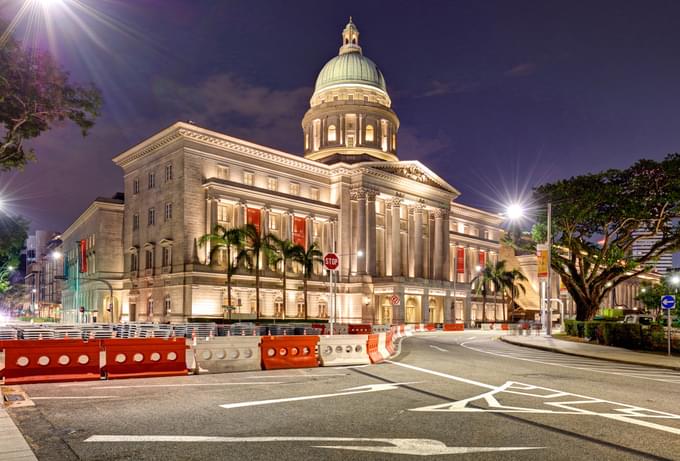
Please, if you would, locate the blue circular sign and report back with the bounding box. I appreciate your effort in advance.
[661,295,676,310]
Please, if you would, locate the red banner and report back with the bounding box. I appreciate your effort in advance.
[293,216,306,248]
[478,250,485,268]
[247,208,261,235]
[79,240,87,273]
[456,247,465,274]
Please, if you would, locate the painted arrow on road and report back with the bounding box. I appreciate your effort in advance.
[219,382,420,409]
[85,435,544,456]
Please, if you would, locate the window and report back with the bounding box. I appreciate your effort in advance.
[148,172,155,189]
[133,179,139,194]
[310,187,320,201]
[269,213,280,231]
[162,247,171,266]
[217,165,229,180]
[133,213,139,230]
[267,177,278,191]
[381,120,389,152]
[165,163,173,181]
[130,253,138,271]
[217,203,232,224]
[243,171,254,186]
[328,124,337,142]
[165,203,172,221]
[312,119,321,151]
[147,298,154,316]
[164,296,172,315]
[145,249,154,269]
[290,182,300,195]
[365,124,374,142]
[148,208,155,226]
[346,135,355,148]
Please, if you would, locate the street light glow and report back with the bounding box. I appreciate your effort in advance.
[505,203,525,220]
[51,251,63,260]
[357,250,364,257]
[671,275,680,286]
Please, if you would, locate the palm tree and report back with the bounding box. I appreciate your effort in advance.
[266,235,303,319]
[236,223,268,319]
[293,242,323,320]
[199,224,243,311]
[471,265,491,323]
[488,260,508,322]
[501,267,528,322]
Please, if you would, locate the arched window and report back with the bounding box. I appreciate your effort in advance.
[328,124,337,142]
[147,298,154,317]
[365,124,374,142]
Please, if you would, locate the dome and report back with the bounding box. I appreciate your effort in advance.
[314,52,387,93]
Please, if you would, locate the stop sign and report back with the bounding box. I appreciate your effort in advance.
[324,252,340,270]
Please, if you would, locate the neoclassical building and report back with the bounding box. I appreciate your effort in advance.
[110,19,503,324]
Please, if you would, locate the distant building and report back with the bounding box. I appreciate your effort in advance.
[23,230,62,319]
[631,228,674,274]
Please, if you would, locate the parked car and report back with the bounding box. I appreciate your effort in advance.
[621,314,654,326]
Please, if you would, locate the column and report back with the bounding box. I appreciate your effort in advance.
[355,189,366,274]
[421,290,430,323]
[237,200,246,227]
[366,190,377,276]
[205,194,218,263]
[407,207,415,278]
[391,197,402,277]
[305,215,314,249]
[393,286,406,323]
[385,203,393,276]
[433,208,444,280]
[414,203,424,278]
[444,292,453,322]
[441,210,450,281]
[262,207,270,237]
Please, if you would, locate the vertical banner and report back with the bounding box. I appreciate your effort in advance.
[478,250,485,268]
[456,247,465,274]
[247,208,261,235]
[537,243,548,278]
[293,216,306,248]
[79,240,87,273]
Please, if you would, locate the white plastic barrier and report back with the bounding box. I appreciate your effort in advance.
[192,336,261,374]
[377,332,390,360]
[371,324,390,333]
[332,324,349,335]
[404,325,415,336]
[318,335,371,366]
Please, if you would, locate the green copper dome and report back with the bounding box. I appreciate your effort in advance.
[314,52,387,93]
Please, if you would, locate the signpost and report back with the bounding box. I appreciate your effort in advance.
[389,294,401,306]
[324,253,340,336]
[661,295,675,357]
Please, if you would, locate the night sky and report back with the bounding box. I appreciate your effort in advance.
[2,0,680,234]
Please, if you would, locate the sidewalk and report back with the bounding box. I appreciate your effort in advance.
[0,405,37,461]
[501,335,680,371]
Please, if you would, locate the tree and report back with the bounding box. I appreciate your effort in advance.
[236,224,268,319]
[0,214,28,293]
[265,235,303,319]
[199,224,243,310]
[293,242,323,320]
[500,267,528,322]
[0,21,102,170]
[471,263,494,322]
[532,154,680,321]
[486,260,508,322]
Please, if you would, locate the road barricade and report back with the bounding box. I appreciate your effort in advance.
[371,324,390,333]
[348,324,372,334]
[193,337,261,374]
[311,323,327,335]
[404,325,414,336]
[261,336,319,370]
[443,323,464,331]
[102,338,188,379]
[385,330,396,355]
[366,334,385,363]
[332,324,349,335]
[377,332,390,360]
[318,335,371,366]
[0,339,101,384]
[425,324,437,331]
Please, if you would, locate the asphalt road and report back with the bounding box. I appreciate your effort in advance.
[6,332,680,460]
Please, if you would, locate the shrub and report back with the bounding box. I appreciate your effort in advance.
[564,320,578,336]
[584,321,602,342]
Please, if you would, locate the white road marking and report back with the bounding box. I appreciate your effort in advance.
[84,435,543,456]
[93,382,284,390]
[429,345,448,352]
[31,396,117,400]
[385,360,497,390]
[244,373,349,378]
[219,382,420,409]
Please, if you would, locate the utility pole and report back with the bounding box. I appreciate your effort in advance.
[546,202,552,337]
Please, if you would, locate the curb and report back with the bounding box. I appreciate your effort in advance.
[500,336,680,372]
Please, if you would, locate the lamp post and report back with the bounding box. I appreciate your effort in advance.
[670,274,679,357]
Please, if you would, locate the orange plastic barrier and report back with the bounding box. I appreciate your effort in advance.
[425,324,436,331]
[102,338,188,379]
[501,324,509,331]
[385,331,395,355]
[366,334,384,363]
[260,336,319,370]
[0,339,101,384]
[443,323,464,331]
[348,324,372,334]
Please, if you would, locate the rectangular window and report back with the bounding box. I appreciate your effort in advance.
[162,247,171,266]
[310,187,319,201]
[267,177,278,191]
[164,203,172,221]
[165,163,173,181]
[290,182,300,195]
[164,297,171,314]
[148,208,155,226]
[133,179,139,194]
[217,165,229,180]
[243,171,254,186]
[148,172,156,189]
[145,250,153,269]
[133,214,139,230]
[269,213,280,231]
[130,253,138,271]
[217,203,233,224]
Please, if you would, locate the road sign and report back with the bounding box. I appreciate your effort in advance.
[389,295,401,306]
[661,295,676,310]
[323,253,339,270]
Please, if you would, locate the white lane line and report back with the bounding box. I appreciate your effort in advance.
[31,396,116,400]
[429,345,448,352]
[94,382,284,390]
[220,382,420,409]
[84,435,544,456]
[244,373,350,378]
[385,360,497,390]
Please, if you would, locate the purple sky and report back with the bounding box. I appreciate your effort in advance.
[2,0,680,237]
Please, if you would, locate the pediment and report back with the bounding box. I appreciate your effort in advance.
[365,161,460,195]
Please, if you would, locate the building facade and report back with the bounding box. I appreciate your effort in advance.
[23,230,62,319]
[105,20,503,324]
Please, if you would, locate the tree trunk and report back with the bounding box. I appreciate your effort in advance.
[502,293,506,322]
[282,260,287,319]
[255,252,261,320]
[226,247,232,308]
[303,277,308,321]
[481,294,486,323]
